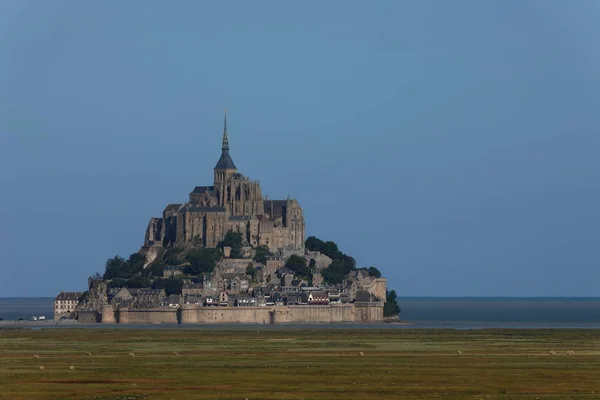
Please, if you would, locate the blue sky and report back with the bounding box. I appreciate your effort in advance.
[1,1,599,297]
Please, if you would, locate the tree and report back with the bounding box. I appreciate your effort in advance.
[124,277,151,289]
[383,289,401,317]
[367,266,382,278]
[309,258,316,268]
[246,262,255,280]
[164,278,183,296]
[220,231,244,258]
[184,248,221,275]
[320,241,340,260]
[321,259,351,284]
[285,255,310,278]
[127,253,146,273]
[152,278,166,290]
[103,256,127,280]
[143,261,165,278]
[103,253,147,280]
[305,236,324,252]
[253,245,271,264]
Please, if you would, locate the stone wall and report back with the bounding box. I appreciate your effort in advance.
[118,307,179,324]
[104,303,384,325]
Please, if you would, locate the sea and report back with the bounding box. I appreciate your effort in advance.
[1,297,599,329]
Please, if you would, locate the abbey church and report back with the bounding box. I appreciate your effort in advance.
[143,111,306,253]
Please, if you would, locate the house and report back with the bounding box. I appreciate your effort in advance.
[235,296,256,307]
[307,291,329,305]
[184,294,203,305]
[270,292,285,306]
[218,291,229,306]
[163,266,184,278]
[182,282,203,296]
[166,295,181,308]
[109,287,133,308]
[226,294,238,307]
[284,293,302,305]
[132,289,166,308]
[203,295,218,306]
[327,289,341,303]
[54,292,82,320]
[256,296,267,307]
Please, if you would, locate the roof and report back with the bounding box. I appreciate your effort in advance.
[55,292,82,301]
[190,186,214,194]
[165,204,182,212]
[310,291,328,299]
[184,206,226,213]
[215,149,237,170]
[136,288,165,297]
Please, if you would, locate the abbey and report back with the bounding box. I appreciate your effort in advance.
[143,111,306,253]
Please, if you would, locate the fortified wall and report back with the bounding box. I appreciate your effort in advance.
[100,304,383,324]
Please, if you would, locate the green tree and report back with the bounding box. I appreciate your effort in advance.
[246,262,255,280]
[320,241,340,260]
[127,253,146,274]
[184,248,222,275]
[164,278,183,296]
[143,261,165,278]
[103,256,127,280]
[285,255,310,278]
[367,266,382,278]
[152,278,166,290]
[383,289,401,317]
[321,259,351,284]
[107,278,127,288]
[305,236,324,252]
[253,245,271,264]
[220,231,244,258]
[124,276,151,289]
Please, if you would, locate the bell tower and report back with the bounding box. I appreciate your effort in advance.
[214,108,237,206]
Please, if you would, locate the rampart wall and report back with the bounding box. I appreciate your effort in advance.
[102,303,384,324]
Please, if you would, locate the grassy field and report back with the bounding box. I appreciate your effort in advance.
[0,328,599,400]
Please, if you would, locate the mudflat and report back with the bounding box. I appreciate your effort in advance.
[0,328,598,399]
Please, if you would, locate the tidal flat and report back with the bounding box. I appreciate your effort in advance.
[0,328,598,400]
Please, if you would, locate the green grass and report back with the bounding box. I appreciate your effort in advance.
[0,328,599,399]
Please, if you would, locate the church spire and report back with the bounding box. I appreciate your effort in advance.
[214,108,237,171]
[222,108,229,151]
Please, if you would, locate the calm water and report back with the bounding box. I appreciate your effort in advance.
[1,297,599,328]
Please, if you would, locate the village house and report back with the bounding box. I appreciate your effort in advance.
[54,292,82,320]
[163,266,184,278]
[132,289,166,308]
[307,291,329,305]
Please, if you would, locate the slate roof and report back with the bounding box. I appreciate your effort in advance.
[55,292,82,301]
[184,206,226,213]
[190,186,214,195]
[165,204,182,212]
[215,149,237,170]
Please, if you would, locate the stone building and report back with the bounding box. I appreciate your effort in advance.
[54,291,82,320]
[143,110,305,253]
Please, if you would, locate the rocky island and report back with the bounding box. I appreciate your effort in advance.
[62,111,399,324]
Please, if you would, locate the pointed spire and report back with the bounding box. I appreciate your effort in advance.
[214,108,237,171]
[222,108,229,151]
